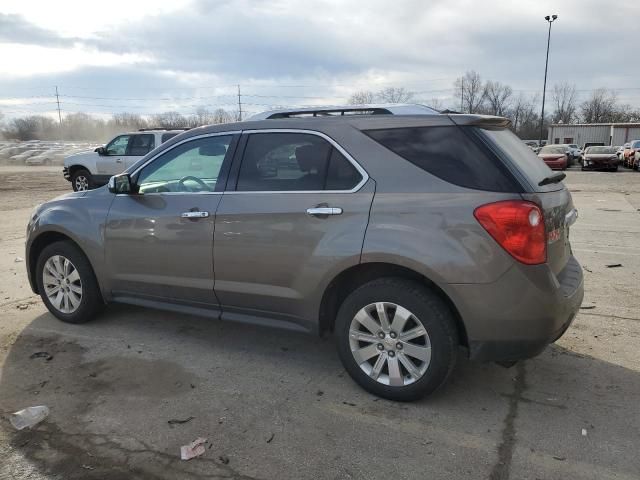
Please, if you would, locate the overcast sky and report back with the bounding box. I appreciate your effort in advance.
[0,0,638,119]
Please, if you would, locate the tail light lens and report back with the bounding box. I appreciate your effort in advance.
[474,201,546,265]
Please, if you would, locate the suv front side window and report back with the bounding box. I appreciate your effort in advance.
[136,135,233,194]
[235,132,362,192]
[105,135,131,156]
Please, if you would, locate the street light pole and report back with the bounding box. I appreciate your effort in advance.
[539,14,557,147]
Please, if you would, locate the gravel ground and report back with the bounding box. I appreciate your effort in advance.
[0,165,638,480]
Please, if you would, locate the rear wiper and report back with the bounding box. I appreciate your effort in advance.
[538,172,566,186]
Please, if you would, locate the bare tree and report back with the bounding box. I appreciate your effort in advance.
[428,97,444,111]
[580,88,618,123]
[483,81,513,116]
[551,83,577,124]
[454,71,485,114]
[377,87,414,103]
[348,90,376,104]
[150,111,189,129]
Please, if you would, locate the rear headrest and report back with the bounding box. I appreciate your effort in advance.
[295,144,328,173]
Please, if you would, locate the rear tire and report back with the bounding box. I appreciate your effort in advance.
[71,169,93,191]
[36,241,103,324]
[336,278,458,401]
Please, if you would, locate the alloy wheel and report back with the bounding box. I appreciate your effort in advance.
[42,255,83,314]
[74,175,89,191]
[349,302,431,387]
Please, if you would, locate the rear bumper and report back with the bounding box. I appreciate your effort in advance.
[448,255,584,362]
[543,158,567,170]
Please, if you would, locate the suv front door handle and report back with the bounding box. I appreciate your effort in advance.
[306,207,343,216]
[181,211,210,218]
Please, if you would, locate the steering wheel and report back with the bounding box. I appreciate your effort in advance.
[178,176,209,192]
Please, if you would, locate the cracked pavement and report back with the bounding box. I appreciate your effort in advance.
[0,166,639,479]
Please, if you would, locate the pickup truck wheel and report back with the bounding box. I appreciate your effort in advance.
[336,278,458,401]
[71,169,93,191]
[36,240,103,324]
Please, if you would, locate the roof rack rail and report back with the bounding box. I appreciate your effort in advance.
[247,104,439,121]
[137,127,191,132]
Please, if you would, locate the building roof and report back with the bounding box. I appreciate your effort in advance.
[550,122,640,128]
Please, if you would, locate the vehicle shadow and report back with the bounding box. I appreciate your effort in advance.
[0,306,638,479]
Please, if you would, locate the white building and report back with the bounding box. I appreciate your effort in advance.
[547,123,640,147]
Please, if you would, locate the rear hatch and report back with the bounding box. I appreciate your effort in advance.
[477,128,574,276]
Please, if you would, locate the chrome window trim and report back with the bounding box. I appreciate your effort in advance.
[227,128,369,194]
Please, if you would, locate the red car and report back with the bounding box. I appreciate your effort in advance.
[538,145,569,170]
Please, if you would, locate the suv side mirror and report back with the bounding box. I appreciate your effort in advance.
[95,146,106,155]
[108,173,134,194]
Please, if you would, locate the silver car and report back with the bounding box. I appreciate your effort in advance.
[25,111,583,401]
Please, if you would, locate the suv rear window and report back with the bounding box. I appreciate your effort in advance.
[480,128,563,192]
[363,126,519,192]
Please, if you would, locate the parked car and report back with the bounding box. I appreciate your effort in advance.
[26,109,583,401]
[581,146,619,171]
[7,149,46,165]
[63,129,187,191]
[623,140,640,170]
[565,144,583,165]
[26,149,67,166]
[538,145,570,170]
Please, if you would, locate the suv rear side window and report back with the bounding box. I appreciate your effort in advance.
[161,132,179,143]
[236,132,362,191]
[127,134,155,156]
[364,126,518,192]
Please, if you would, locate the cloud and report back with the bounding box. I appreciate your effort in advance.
[0,13,77,46]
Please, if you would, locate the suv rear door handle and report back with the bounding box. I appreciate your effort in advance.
[306,207,343,216]
[181,211,210,218]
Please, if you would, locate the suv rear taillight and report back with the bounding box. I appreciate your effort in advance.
[474,201,546,265]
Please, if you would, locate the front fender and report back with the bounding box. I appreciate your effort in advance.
[26,190,113,300]
[64,152,99,173]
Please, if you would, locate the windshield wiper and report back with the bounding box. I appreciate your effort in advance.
[538,172,566,186]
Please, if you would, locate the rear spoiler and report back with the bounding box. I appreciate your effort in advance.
[448,114,512,129]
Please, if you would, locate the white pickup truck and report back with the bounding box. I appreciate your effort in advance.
[63,129,187,191]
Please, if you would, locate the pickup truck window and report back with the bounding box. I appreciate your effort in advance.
[105,135,131,156]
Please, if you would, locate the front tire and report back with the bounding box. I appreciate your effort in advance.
[36,241,103,324]
[336,278,458,401]
[71,169,93,191]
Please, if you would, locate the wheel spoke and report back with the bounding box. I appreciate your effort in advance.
[63,258,71,276]
[45,262,60,279]
[349,329,378,344]
[67,269,80,284]
[68,290,81,308]
[387,356,404,386]
[390,305,412,333]
[370,353,386,380]
[398,353,423,380]
[401,342,431,362]
[353,308,381,335]
[69,283,82,294]
[52,256,64,276]
[399,326,427,342]
[45,285,61,295]
[352,343,381,365]
[53,290,64,309]
[375,302,390,331]
[43,272,58,286]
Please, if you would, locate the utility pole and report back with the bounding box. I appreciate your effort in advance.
[55,85,62,126]
[237,84,242,121]
[539,14,557,147]
[459,77,464,113]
